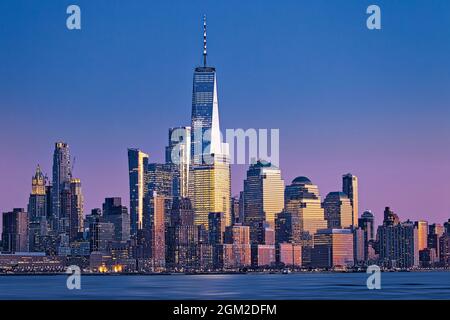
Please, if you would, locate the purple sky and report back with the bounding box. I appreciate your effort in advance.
[1,0,450,226]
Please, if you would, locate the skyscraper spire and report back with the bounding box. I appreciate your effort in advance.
[203,14,207,67]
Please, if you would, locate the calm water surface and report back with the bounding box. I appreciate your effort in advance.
[0,272,449,299]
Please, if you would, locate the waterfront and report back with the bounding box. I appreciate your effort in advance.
[0,272,449,299]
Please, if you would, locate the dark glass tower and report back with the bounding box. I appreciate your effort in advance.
[52,142,71,232]
[191,15,222,165]
[127,148,149,236]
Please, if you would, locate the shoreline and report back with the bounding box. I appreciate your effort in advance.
[0,269,449,276]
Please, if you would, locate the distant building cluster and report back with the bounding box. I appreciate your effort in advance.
[2,19,450,274]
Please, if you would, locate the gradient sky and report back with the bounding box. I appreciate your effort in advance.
[1,0,450,227]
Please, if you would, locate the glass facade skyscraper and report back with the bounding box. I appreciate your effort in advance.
[312,228,354,268]
[189,16,231,229]
[342,173,359,228]
[285,177,327,241]
[243,160,284,244]
[128,148,149,236]
[190,158,231,228]
[166,126,191,198]
[190,16,222,164]
[323,191,353,229]
[52,142,71,232]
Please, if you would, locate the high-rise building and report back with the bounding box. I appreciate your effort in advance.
[323,192,353,229]
[51,142,71,231]
[143,192,166,270]
[89,219,115,253]
[102,197,130,243]
[69,178,84,240]
[166,197,198,270]
[223,224,251,269]
[208,212,225,268]
[190,158,231,228]
[2,208,28,253]
[147,163,174,226]
[311,228,354,269]
[208,212,225,245]
[359,210,375,241]
[439,231,450,267]
[342,173,358,227]
[275,210,302,244]
[166,126,191,198]
[428,223,444,263]
[377,208,419,268]
[415,220,428,251]
[128,148,149,236]
[353,227,366,265]
[28,165,49,252]
[238,191,245,224]
[190,16,222,165]
[169,197,195,227]
[444,219,450,234]
[284,177,327,241]
[277,242,302,267]
[59,178,84,241]
[255,245,276,267]
[243,161,284,242]
[189,17,231,230]
[147,163,173,198]
[231,196,240,225]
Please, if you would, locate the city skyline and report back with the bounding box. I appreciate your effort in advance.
[1,5,450,276]
[1,0,450,225]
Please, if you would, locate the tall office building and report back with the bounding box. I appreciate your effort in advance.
[190,16,222,164]
[166,126,191,198]
[243,161,284,234]
[358,210,375,263]
[353,227,366,265]
[223,224,251,269]
[377,207,419,268]
[428,223,444,263]
[342,173,358,227]
[143,192,166,270]
[59,178,84,241]
[166,197,199,269]
[231,196,240,224]
[311,228,354,269]
[2,208,28,253]
[189,16,231,229]
[208,212,225,245]
[208,212,225,268]
[275,210,302,244]
[102,197,130,243]
[415,220,428,251]
[445,219,450,234]
[128,148,149,236]
[52,142,71,231]
[284,177,327,241]
[323,192,353,229]
[169,197,195,227]
[439,229,450,267]
[359,210,375,241]
[147,163,174,225]
[190,154,231,228]
[69,178,84,240]
[28,165,48,251]
[147,163,173,198]
[89,219,115,253]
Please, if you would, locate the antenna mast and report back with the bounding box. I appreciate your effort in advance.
[203,15,207,67]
